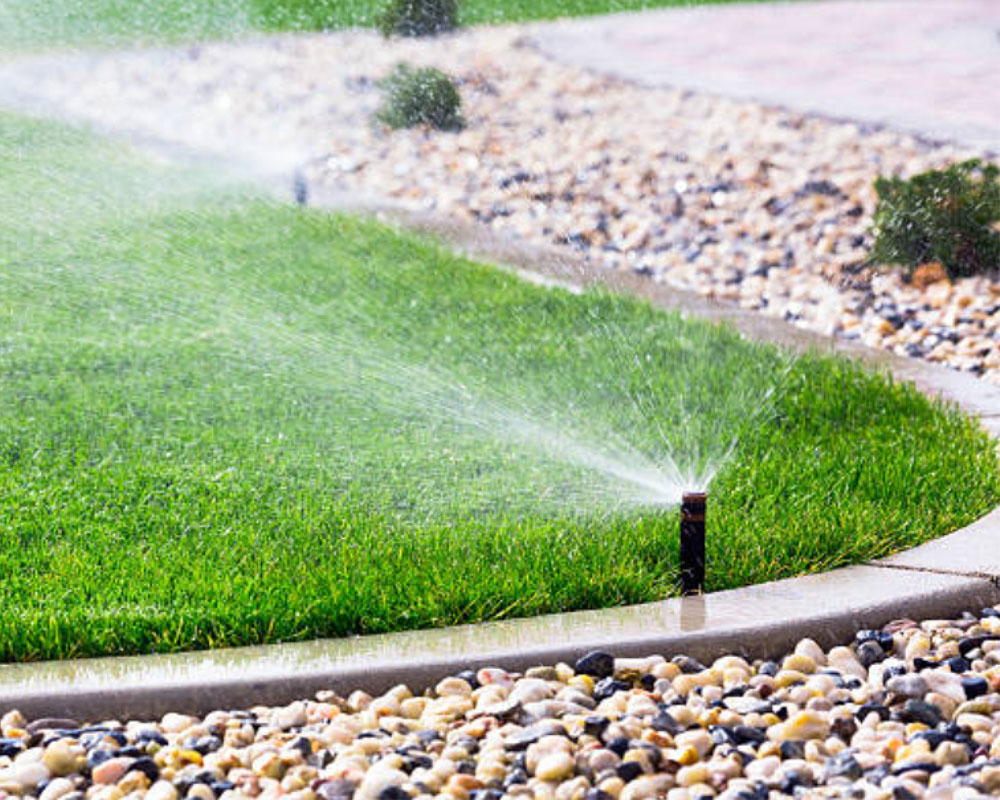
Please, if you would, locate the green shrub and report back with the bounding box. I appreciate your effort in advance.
[872,159,1000,279]
[375,64,465,131]
[377,0,458,37]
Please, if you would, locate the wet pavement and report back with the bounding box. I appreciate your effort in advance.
[533,0,1000,154]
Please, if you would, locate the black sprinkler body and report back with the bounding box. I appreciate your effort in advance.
[293,169,309,207]
[680,491,706,595]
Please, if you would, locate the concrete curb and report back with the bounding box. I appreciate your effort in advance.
[2,198,1000,722]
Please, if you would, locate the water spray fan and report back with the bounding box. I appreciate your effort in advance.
[679,491,706,595]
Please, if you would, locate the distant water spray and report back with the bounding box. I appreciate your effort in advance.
[0,103,797,523]
[3,196,795,520]
[195,267,798,518]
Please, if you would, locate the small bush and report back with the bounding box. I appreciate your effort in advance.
[375,64,464,132]
[872,159,1000,279]
[377,0,458,37]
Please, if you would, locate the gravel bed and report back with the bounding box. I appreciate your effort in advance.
[2,29,999,380]
[7,610,1000,799]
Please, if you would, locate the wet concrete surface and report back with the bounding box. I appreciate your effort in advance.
[0,564,995,720]
[532,0,1000,153]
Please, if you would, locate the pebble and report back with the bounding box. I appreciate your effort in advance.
[91,757,132,785]
[574,651,614,679]
[2,29,999,384]
[7,614,1000,799]
[887,673,929,699]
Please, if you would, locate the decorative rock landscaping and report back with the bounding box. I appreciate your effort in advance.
[7,610,1000,799]
[1,26,997,382]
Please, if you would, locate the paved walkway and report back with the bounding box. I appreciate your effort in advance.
[533,0,1000,153]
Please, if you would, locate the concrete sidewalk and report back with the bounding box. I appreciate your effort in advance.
[532,0,1000,153]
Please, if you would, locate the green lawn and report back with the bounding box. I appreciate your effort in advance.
[1,0,780,51]
[0,111,997,662]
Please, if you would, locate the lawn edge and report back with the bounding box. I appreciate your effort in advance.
[2,196,1000,720]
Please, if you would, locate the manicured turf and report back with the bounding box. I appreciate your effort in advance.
[1,0,781,50]
[1,111,997,662]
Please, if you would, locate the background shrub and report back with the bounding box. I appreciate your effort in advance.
[376,64,464,131]
[377,0,458,37]
[872,159,1000,279]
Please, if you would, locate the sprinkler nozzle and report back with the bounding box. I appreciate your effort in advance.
[679,491,707,596]
[293,169,309,207]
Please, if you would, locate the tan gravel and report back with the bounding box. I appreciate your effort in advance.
[7,610,1000,799]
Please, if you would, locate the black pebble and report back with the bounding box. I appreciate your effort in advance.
[287,737,312,759]
[855,702,890,722]
[830,716,857,743]
[136,730,168,747]
[593,678,630,702]
[583,791,614,800]
[583,716,610,738]
[606,737,630,757]
[733,726,768,746]
[959,635,999,657]
[891,761,939,776]
[710,726,736,746]
[962,676,989,699]
[127,756,160,782]
[504,727,550,752]
[744,782,770,800]
[377,788,412,800]
[865,765,890,784]
[0,739,23,758]
[672,655,706,675]
[854,641,885,668]
[946,656,971,674]
[911,730,948,749]
[402,753,433,772]
[825,752,862,780]
[900,700,942,728]
[650,711,683,735]
[777,772,806,794]
[616,762,644,782]
[779,740,805,760]
[855,630,894,652]
[574,651,615,680]
[502,770,528,789]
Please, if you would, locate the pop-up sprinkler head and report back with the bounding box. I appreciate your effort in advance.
[680,491,707,596]
[293,168,309,207]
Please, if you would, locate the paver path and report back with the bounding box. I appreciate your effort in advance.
[533,0,1000,153]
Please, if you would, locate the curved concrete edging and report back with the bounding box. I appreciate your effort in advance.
[3,183,1000,723]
